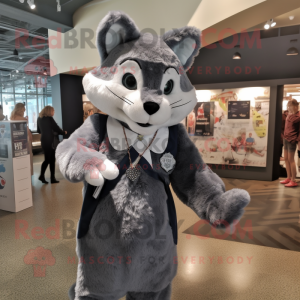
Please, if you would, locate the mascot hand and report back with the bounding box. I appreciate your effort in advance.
[206,188,250,228]
[85,159,119,186]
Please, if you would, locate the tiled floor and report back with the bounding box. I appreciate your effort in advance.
[0,154,299,300]
[184,178,300,251]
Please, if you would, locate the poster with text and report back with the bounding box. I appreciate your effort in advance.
[189,102,215,136]
[10,122,28,158]
[228,101,250,119]
[191,87,270,167]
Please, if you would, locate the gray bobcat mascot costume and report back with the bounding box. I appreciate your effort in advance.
[56,11,250,300]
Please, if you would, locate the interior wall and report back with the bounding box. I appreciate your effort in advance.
[51,74,84,138]
[49,0,202,75]
[189,30,300,85]
[51,75,63,129]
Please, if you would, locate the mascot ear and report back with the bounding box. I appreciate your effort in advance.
[163,27,201,71]
[96,11,140,63]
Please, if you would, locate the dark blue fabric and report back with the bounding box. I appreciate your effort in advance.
[77,114,108,239]
[77,118,178,245]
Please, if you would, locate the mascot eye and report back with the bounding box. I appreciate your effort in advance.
[122,73,137,90]
[164,80,174,95]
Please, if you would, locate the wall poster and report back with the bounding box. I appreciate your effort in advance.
[228,101,250,119]
[10,122,28,158]
[188,87,270,167]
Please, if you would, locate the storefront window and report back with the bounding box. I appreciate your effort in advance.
[188,87,270,168]
[15,94,26,107]
[2,94,15,119]
[38,95,45,113]
[26,95,38,131]
[27,84,37,95]
[47,95,53,106]
[2,83,14,93]
[14,80,26,93]
[46,78,52,94]
[1,77,52,131]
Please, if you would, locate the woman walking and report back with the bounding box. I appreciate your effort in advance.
[280,99,300,187]
[37,106,66,184]
[10,103,33,175]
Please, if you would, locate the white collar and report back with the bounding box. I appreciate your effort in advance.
[107,116,169,165]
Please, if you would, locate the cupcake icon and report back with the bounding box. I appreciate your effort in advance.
[24,246,56,277]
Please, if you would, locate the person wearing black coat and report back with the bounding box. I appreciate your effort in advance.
[37,106,67,184]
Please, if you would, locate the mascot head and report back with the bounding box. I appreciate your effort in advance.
[83,11,201,135]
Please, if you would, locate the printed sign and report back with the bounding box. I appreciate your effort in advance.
[228,101,250,119]
[190,102,215,136]
[10,122,28,158]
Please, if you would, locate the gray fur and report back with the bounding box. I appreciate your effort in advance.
[180,72,194,92]
[56,115,108,183]
[97,11,140,63]
[75,169,176,299]
[140,87,163,105]
[170,124,250,227]
[163,26,201,71]
[59,11,250,300]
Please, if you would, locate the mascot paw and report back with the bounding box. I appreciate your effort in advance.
[84,159,119,186]
[207,188,250,228]
[100,159,119,180]
[85,169,105,186]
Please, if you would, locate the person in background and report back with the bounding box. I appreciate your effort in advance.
[298,109,300,172]
[83,103,95,122]
[281,99,300,187]
[0,105,5,120]
[280,113,286,161]
[37,106,67,184]
[245,132,264,157]
[10,103,33,176]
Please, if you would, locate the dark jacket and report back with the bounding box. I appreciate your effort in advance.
[37,116,64,149]
[283,112,300,142]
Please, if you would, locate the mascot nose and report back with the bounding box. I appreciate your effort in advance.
[143,102,160,115]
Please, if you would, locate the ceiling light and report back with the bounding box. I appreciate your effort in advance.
[286,47,299,56]
[16,70,19,73]
[289,16,295,21]
[233,52,241,59]
[27,0,35,9]
[57,0,61,12]
[264,19,276,30]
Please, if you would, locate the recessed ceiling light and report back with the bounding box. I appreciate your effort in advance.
[27,0,35,9]
[233,52,241,59]
[289,16,295,20]
[286,47,299,55]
